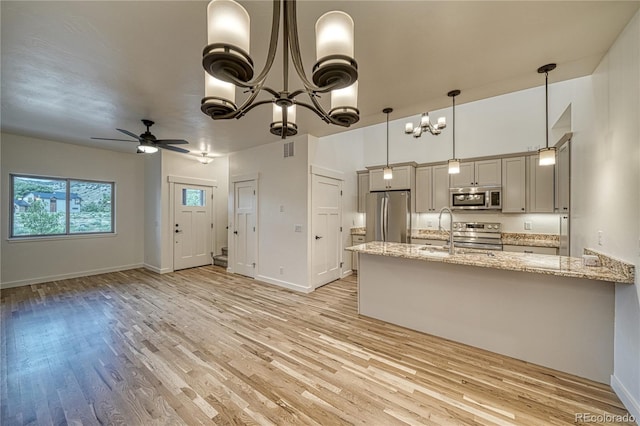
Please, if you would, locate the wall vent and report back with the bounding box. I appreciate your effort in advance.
[284,141,294,158]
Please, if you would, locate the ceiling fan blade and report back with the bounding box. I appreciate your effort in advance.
[156,139,189,145]
[159,145,190,154]
[116,128,143,141]
[91,137,137,142]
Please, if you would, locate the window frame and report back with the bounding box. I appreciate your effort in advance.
[10,173,116,239]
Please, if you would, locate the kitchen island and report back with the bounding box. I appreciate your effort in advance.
[346,241,634,383]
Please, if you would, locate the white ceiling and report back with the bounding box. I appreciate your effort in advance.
[1,1,638,156]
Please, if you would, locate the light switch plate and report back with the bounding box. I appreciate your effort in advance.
[524,221,532,230]
[294,224,302,232]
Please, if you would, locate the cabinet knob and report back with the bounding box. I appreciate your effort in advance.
[521,208,525,211]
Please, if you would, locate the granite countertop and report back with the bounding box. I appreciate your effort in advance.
[350,227,366,236]
[346,241,634,284]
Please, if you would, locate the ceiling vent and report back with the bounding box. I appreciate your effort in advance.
[284,141,294,158]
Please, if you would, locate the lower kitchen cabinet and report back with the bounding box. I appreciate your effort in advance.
[503,244,558,255]
[351,235,366,271]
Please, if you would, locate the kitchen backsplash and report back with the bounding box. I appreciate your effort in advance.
[413,212,561,234]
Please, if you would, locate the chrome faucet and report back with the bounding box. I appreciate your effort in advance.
[438,207,455,254]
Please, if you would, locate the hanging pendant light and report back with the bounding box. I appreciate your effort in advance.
[537,63,557,166]
[383,108,393,180]
[447,90,461,174]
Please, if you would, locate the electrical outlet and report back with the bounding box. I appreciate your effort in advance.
[279,266,284,275]
[279,205,284,213]
[427,220,433,228]
[598,230,603,246]
[294,224,302,232]
[524,221,532,230]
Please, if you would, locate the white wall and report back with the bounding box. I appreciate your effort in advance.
[570,11,640,418]
[1,133,145,287]
[228,135,310,292]
[144,153,163,271]
[309,130,366,273]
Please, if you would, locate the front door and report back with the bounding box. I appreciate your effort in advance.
[233,180,257,278]
[311,174,342,288]
[174,184,212,270]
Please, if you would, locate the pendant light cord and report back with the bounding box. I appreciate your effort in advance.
[452,94,456,159]
[545,70,549,149]
[386,111,390,167]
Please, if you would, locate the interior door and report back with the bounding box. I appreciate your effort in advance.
[233,180,257,278]
[174,184,212,271]
[312,174,342,288]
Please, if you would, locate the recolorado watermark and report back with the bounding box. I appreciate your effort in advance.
[575,412,636,423]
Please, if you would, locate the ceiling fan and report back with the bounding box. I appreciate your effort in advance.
[91,119,190,154]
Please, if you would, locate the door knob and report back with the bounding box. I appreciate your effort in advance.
[175,230,182,233]
[315,235,322,240]
[234,230,238,235]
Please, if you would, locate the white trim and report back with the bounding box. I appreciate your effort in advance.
[611,374,640,422]
[143,264,173,274]
[341,269,353,278]
[310,165,345,181]
[231,172,259,183]
[255,275,313,294]
[7,232,117,243]
[167,175,217,187]
[0,263,144,289]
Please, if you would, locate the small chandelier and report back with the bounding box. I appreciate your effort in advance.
[537,63,557,166]
[447,90,461,174]
[201,0,359,138]
[383,108,393,180]
[404,109,446,138]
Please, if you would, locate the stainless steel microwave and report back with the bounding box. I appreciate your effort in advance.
[450,186,502,210]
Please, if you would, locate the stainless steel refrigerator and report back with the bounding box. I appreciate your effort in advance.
[366,191,411,243]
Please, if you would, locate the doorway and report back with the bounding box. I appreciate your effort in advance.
[173,183,213,270]
[233,180,257,278]
[311,173,343,288]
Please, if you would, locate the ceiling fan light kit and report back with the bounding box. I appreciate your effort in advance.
[201,0,359,138]
[198,153,214,164]
[92,119,190,154]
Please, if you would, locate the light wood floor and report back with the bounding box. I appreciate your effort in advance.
[1,266,634,425]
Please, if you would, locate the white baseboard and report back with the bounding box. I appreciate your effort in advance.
[255,275,313,294]
[143,264,173,274]
[342,269,354,278]
[0,263,144,289]
[611,374,640,423]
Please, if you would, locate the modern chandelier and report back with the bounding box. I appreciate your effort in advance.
[404,107,446,138]
[537,63,557,166]
[201,0,359,138]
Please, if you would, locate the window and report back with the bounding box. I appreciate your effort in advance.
[182,188,206,207]
[11,174,115,238]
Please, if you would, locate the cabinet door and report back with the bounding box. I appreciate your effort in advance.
[411,238,446,247]
[389,166,411,190]
[357,173,369,213]
[501,157,526,213]
[450,162,475,187]
[369,169,387,191]
[475,159,502,186]
[432,165,450,212]
[555,142,570,212]
[527,155,554,213]
[415,167,433,212]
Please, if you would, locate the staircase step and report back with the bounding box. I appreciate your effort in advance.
[221,246,228,256]
[213,254,228,268]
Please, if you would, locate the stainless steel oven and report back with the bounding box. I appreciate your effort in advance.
[453,221,503,251]
[450,186,501,210]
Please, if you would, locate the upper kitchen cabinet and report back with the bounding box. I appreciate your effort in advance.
[501,157,526,213]
[450,159,501,187]
[357,171,369,213]
[416,164,449,212]
[369,165,414,191]
[555,140,570,212]
[527,154,555,213]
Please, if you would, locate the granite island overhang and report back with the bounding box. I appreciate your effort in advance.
[346,241,634,383]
